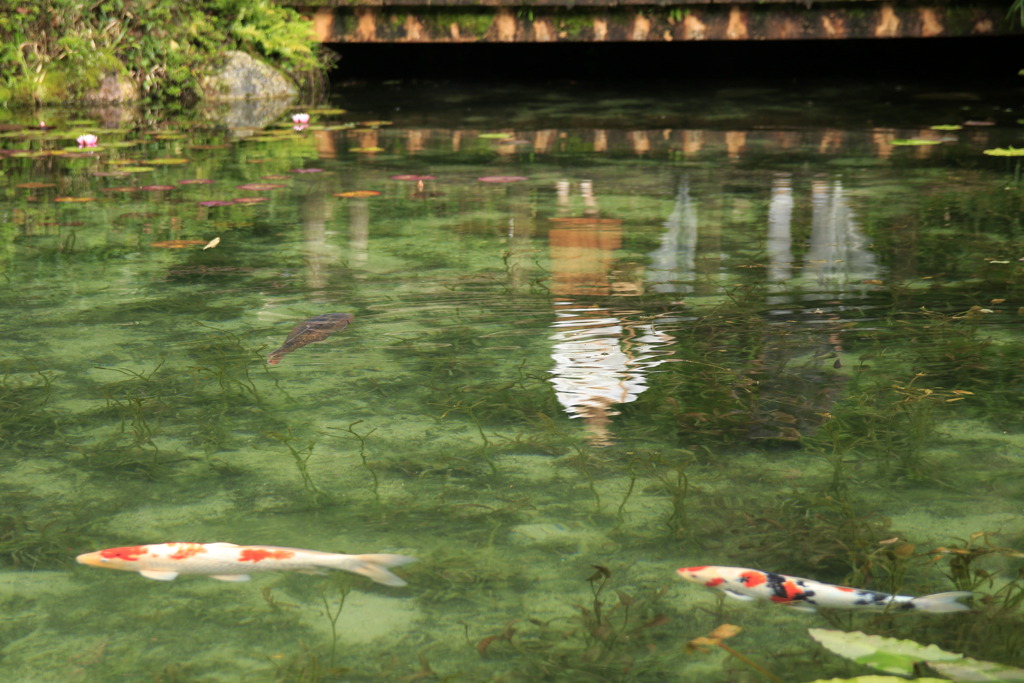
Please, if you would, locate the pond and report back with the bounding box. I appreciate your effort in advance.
[1,79,1023,682]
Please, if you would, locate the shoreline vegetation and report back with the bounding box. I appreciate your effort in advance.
[0,0,332,107]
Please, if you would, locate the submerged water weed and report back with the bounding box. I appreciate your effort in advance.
[477,565,673,681]
[323,420,380,505]
[928,533,1024,663]
[687,624,785,683]
[0,365,59,457]
[265,429,332,508]
[0,507,90,569]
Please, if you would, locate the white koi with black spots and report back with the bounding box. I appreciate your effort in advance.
[677,565,971,613]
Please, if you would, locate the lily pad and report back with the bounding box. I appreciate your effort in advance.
[929,656,1024,681]
[139,185,176,191]
[334,190,381,198]
[16,182,56,189]
[178,179,215,185]
[930,124,963,131]
[149,240,208,248]
[479,132,514,139]
[390,174,437,181]
[889,139,943,146]
[232,197,268,204]
[307,108,347,115]
[118,166,157,173]
[982,147,1024,157]
[478,175,528,183]
[808,629,961,676]
[146,157,190,165]
[292,168,324,174]
[237,183,285,191]
[350,147,384,153]
[54,196,96,202]
[196,200,235,207]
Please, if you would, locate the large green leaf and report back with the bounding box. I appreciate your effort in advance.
[808,629,961,675]
[806,677,947,683]
[929,657,1024,681]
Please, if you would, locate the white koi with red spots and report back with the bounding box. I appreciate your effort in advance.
[76,543,415,586]
[677,565,971,613]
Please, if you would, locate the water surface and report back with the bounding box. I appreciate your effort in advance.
[1,81,1023,682]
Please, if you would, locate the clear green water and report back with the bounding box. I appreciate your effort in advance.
[1,82,1023,682]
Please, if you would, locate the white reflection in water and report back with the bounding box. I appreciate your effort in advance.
[548,302,673,445]
[646,179,698,293]
[767,173,794,283]
[804,179,878,289]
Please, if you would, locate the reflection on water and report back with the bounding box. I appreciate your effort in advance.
[1,82,1022,682]
[548,302,674,445]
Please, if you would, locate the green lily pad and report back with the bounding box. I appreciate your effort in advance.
[890,138,943,146]
[982,147,1024,156]
[930,124,962,131]
[929,656,1024,681]
[118,166,157,173]
[308,108,347,115]
[146,158,190,165]
[479,132,514,139]
[809,629,961,676]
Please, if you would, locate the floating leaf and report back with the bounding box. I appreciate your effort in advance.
[118,166,156,173]
[806,677,947,683]
[308,107,347,115]
[261,174,291,180]
[54,196,95,202]
[982,147,1024,156]
[139,185,176,191]
[146,157,189,165]
[391,174,437,181]
[178,179,215,185]
[203,237,221,250]
[16,182,56,189]
[478,175,528,183]
[236,183,285,191]
[196,200,235,207]
[153,133,185,139]
[479,132,514,139]
[150,240,208,248]
[334,190,381,198]
[808,629,961,676]
[102,187,138,193]
[232,197,268,204]
[928,657,1024,681]
[292,168,324,174]
[359,120,392,127]
[930,124,963,131]
[889,139,943,146]
[350,147,384,153]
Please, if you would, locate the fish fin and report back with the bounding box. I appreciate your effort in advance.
[139,570,179,581]
[721,589,757,602]
[209,574,251,582]
[204,542,239,549]
[296,569,328,576]
[329,554,417,587]
[908,591,972,613]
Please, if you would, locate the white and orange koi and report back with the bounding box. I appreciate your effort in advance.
[677,565,971,613]
[76,543,415,586]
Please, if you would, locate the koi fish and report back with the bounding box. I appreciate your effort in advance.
[677,565,971,613]
[77,543,415,586]
[267,312,353,365]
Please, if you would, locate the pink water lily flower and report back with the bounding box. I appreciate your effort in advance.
[292,113,310,124]
[76,134,98,147]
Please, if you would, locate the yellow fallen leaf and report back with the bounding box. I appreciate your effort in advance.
[203,236,221,250]
[709,624,742,640]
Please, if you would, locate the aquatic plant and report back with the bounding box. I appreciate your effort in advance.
[323,420,380,504]
[476,565,673,680]
[265,428,331,508]
[0,365,59,458]
[687,624,784,683]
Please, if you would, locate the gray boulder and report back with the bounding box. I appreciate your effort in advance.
[202,50,297,101]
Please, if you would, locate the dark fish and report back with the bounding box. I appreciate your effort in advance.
[267,313,353,365]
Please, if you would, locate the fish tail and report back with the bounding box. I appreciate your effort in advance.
[267,351,284,365]
[908,591,973,613]
[333,553,417,586]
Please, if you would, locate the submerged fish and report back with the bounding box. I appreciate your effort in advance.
[677,565,971,613]
[267,312,353,365]
[77,542,415,586]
